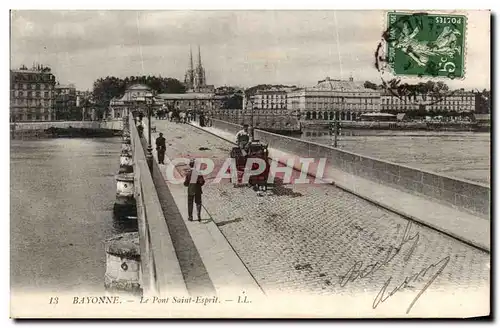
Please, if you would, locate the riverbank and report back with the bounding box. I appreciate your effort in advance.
[301,120,490,132]
[11,127,121,139]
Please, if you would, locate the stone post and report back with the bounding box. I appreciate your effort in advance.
[104,232,142,296]
[114,172,136,219]
[119,149,133,174]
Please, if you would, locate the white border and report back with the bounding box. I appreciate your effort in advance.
[2,0,496,326]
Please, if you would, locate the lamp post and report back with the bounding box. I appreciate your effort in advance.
[247,99,255,140]
[288,109,302,134]
[144,91,154,172]
[330,112,341,148]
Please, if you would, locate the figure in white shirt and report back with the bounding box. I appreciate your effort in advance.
[235,124,251,156]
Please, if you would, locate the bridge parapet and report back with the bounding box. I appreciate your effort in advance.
[130,116,188,297]
[211,118,490,218]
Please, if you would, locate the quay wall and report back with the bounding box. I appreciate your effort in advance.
[211,119,490,218]
[10,120,123,131]
[301,120,481,131]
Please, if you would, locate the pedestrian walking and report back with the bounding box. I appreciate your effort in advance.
[137,121,144,138]
[155,132,166,165]
[183,159,205,221]
[199,112,205,127]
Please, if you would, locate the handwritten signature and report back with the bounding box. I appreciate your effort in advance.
[338,221,450,314]
[373,256,450,314]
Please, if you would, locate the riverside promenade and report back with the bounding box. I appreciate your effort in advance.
[141,118,489,316]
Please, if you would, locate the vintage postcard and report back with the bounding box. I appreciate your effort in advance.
[9,9,491,318]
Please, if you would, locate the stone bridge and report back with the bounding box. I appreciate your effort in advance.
[110,115,490,317]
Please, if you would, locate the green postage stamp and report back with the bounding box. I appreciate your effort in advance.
[386,12,467,79]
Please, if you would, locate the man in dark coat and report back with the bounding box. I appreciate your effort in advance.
[199,112,205,127]
[155,132,166,164]
[183,159,205,221]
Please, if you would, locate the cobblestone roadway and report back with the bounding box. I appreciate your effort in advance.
[155,120,489,300]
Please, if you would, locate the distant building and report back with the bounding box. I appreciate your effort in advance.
[287,76,381,121]
[156,93,221,112]
[54,84,77,120]
[212,107,301,134]
[10,64,56,122]
[183,46,214,93]
[380,89,476,113]
[109,84,157,119]
[160,46,217,110]
[244,87,291,111]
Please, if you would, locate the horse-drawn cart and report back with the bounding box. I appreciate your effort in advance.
[230,140,271,190]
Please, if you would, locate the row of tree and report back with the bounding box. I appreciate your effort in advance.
[214,86,244,109]
[92,75,185,119]
[244,84,297,97]
[475,89,491,114]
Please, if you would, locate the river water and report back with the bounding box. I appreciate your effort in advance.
[10,137,137,295]
[300,129,491,185]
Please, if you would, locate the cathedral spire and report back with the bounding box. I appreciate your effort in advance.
[197,45,202,68]
[189,45,194,72]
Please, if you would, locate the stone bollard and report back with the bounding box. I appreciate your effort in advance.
[114,172,136,218]
[122,135,131,145]
[119,149,133,174]
[120,149,133,167]
[121,143,132,152]
[104,232,142,296]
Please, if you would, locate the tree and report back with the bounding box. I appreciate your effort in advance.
[92,75,186,119]
[475,89,491,114]
[222,94,243,109]
[363,81,378,90]
[244,84,296,97]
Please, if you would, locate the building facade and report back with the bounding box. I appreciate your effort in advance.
[244,88,290,110]
[212,108,301,134]
[156,93,221,112]
[109,84,158,119]
[54,84,77,120]
[287,77,381,121]
[10,64,56,122]
[380,89,476,113]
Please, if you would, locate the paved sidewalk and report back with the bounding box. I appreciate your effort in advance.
[190,121,490,252]
[145,119,265,299]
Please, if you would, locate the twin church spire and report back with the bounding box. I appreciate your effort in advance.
[184,45,206,92]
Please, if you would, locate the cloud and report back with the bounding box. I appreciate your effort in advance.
[10,10,490,91]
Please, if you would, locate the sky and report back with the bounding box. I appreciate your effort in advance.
[10,10,491,91]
